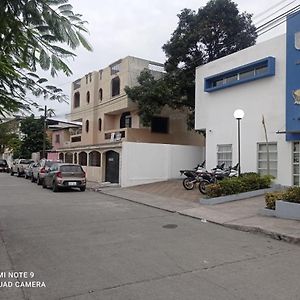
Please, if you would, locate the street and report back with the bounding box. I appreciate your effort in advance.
[0,173,299,300]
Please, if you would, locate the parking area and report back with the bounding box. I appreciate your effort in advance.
[127,179,203,203]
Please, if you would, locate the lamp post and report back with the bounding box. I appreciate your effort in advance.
[233,109,245,176]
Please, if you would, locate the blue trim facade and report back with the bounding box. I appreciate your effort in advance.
[204,57,275,92]
[286,12,300,141]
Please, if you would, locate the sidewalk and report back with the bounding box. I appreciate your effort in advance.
[87,180,300,244]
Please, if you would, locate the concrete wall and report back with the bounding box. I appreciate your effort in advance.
[195,34,292,186]
[121,142,205,187]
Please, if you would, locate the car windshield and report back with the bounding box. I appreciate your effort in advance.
[20,159,33,164]
[45,160,61,167]
[60,165,83,173]
[0,160,7,165]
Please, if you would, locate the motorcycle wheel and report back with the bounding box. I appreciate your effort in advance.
[182,178,195,190]
[199,180,210,195]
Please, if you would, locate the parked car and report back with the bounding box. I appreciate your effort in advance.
[42,163,86,192]
[32,159,62,185]
[24,162,38,179]
[11,159,34,177]
[0,159,9,173]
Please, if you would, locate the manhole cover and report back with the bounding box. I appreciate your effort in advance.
[162,224,178,229]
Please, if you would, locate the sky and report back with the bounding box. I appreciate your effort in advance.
[37,0,298,118]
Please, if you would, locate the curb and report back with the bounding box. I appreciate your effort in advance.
[94,189,300,245]
[98,190,177,213]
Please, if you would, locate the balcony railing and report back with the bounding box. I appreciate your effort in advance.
[104,129,126,142]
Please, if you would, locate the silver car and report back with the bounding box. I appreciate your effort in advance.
[32,159,62,185]
[42,163,86,192]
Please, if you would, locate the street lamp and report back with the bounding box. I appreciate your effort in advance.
[233,109,245,176]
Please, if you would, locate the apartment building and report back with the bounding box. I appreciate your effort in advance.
[195,12,300,186]
[54,56,204,185]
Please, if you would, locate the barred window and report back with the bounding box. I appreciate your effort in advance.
[257,142,277,177]
[217,144,232,168]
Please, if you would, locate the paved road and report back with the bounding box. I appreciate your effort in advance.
[0,173,299,300]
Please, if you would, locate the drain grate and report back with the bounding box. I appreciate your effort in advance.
[162,224,178,229]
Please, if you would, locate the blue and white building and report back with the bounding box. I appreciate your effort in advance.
[195,12,300,186]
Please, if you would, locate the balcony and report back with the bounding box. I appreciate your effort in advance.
[73,79,81,90]
[104,129,126,142]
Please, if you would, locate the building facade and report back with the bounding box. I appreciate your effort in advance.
[55,56,204,185]
[195,12,300,186]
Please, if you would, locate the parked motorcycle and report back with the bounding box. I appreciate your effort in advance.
[180,161,206,190]
[198,163,239,194]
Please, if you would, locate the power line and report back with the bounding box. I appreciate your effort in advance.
[256,4,300,32]
[254,0,297,26]
[253,0,293,19]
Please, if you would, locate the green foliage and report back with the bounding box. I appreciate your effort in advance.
[0,121,19,154]
[265,191,285,210]
[16,115,51,158]
[124,70,177,126]
[0,0,92,116]
[205,183,223,198]
[281,187,300,204]
[125,0,257,128]
[206,173,272,198]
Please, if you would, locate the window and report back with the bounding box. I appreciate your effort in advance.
[65,152,73,163]
[120,112,131,129]
[59,153,64,161]
[204,56,275,92]
[74,92,80,108]
[55,134,60,144]
[99,69,103,80]
[217,144,232,168]
[99,88,103,101]
[74,153,78,164]
[85,120,89,133]
[89,73,92,82]
[98,118,102,131]
[293,142,300,185]
[89,151,101,167]
[111,76,120,97]
[110,61,121,75]
[86,91,90,104]
[151,117,169,133]
[257,142,277,177]
[78,152,87,166]
[85,75,88,84]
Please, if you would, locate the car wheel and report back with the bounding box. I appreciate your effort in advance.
[80,187,86,192]
[52,181,59,192]
[37,176,42,185]
[42,180,47,189]
[24,174,28,179]
[10,171,14,176]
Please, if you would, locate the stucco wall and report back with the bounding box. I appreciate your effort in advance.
[195,34,292,186]
[121,142,205,187]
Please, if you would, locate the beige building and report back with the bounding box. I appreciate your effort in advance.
[54,56,204,184]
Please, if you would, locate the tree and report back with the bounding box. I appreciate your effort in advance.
[125,0,257,128]
[17,115,51,158]
[0,121,20,154]
[0,0,92,116]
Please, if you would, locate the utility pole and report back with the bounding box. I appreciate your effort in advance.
[42,105,47,159]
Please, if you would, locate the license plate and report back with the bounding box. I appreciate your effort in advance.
[68,182,77,186]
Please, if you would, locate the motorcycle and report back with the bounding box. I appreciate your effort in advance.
[198,163,239,194]
[180,161,206,190]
